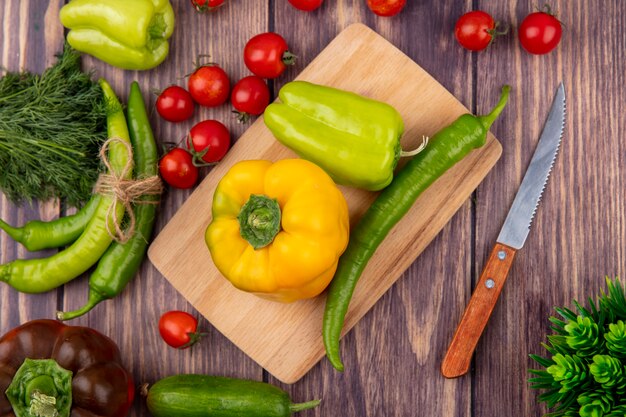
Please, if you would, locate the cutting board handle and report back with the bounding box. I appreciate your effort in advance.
[441,242,516,378]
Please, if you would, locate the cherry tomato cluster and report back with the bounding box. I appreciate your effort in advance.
[155,62,232,190]
[455,5,563,54]
[157,32,296,190]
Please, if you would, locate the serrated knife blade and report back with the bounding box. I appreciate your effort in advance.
[497,83,566,249]
[442,83,566,378]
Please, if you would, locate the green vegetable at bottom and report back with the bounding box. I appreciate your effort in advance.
[58,81,161,320]
[145,374,320,417]
[529,277,626,417]
[322,85,511,372]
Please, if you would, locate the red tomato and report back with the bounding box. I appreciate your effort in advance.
[187,120,231,163]
[188,65,230,107]
[288,0,323,12]
[244,33,295,79]
[191,0,224,12]
[231,76,270,122]
[156,86,195,123]
[455,11,499,51]
[158,311,203,349]
[366,0,406,17]
[159,148,198,189]
[518,9,562,54]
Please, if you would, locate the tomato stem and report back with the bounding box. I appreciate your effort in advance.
[282,51,297,66]
[485,21,509,47]
[191,0,224,13]
[232,110,251,124]
[180,331,209,349]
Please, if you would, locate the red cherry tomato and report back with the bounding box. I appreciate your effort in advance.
[159,148,198,189]
[158,311,204,349]
[188,65,230,107]
[455,11,499,51]
[366,0,406,17]
[287,0,323,12]
[518,8,562,54]
[190,0,224,12]
[187,120,231,164]
[155,86,195,123]
[231,76,270,123]
[244,33,295,79]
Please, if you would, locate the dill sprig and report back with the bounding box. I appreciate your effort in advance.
[0,44,108,207]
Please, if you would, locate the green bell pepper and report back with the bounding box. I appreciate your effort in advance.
[60,0,175,70]
[264,81,424,191]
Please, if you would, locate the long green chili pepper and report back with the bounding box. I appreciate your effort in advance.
[322,85,511,372]
[0,79,132,294]
[0,195,101,251]
[58,81,160,320]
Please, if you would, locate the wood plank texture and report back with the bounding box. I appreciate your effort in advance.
[0,1,624,416]
[472,1,626,417]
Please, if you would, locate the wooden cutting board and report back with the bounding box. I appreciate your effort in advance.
[148,23,503,384]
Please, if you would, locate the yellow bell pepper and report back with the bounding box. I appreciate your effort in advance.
[205,159,350,303]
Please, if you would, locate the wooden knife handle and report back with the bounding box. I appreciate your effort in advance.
[441,242,517,378]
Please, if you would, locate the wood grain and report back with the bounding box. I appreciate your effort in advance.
[148,23,502,384]
[472,1,626,417]
[0,1,624,416]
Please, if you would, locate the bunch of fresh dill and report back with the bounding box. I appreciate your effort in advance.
[0,44,108,207]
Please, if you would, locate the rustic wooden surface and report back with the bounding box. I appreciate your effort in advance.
[0,1,624,416]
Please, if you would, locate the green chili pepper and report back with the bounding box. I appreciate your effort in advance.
[0,79,132,294]
[58,81,160,320]
[322,85,511,372]
[59,0,175,70]
[264,81,425,191]
[0,195,101,251]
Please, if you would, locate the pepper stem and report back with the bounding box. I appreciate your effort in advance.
[56,289,106,321]
[29,391,59,417]
[289,399,322,413]
[479,85,511,130]
[237,194,281,249]
[6,359,72,417]
[399,136,429,158]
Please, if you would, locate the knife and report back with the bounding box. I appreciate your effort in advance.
[441,83,566,379]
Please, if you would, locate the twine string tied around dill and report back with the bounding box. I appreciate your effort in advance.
[94,137,163,243]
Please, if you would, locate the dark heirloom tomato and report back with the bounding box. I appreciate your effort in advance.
[0,320,134,417]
